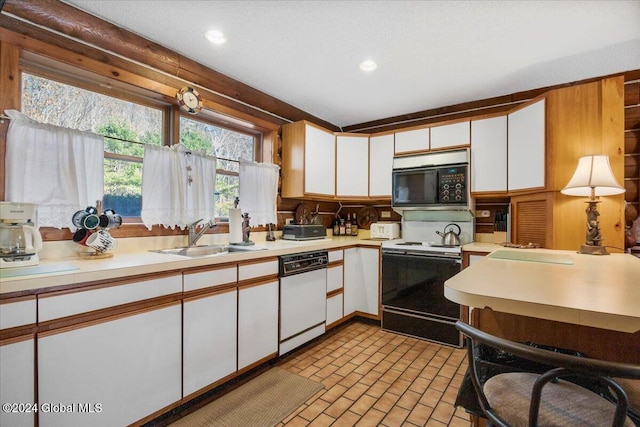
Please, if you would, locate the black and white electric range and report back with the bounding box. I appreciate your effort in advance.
[380,221,472,347]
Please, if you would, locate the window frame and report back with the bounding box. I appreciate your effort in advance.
[17,59,266,240]
[178,112,263,219]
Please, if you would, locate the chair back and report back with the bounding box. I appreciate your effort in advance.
[456,321,640,427]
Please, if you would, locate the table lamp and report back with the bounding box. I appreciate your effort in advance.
[561,155,625,255]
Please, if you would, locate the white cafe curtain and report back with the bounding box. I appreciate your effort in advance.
[239,159,279,226]
[141,144,216,230]
[4,110,104,229]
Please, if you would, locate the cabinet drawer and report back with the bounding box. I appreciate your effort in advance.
[39,274,182,322]
[328,249,343,263]
[0,297,36,329]
[238,259,278,281]
[327,265,344,292]
[326,293,343,326]
[184,266,237,292]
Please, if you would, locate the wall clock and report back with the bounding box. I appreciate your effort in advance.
[176,86,202,114]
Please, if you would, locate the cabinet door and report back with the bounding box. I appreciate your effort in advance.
[38,304,182,427]
[395,127,429,154]
[508,99,546,191]
[471,116,507,193]
[305,124,335,196]
[327,264,344,293]
[344,247,380,317]
[238,280,279,370]
[430,121,470,149]
[183,289,237,397]
[369,133,395,197]
[0,338,34,427]
[326,293,343,326]
[336,135,369,197]
[360,247,380,316]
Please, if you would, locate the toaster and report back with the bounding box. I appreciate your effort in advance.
[370,222,400,240]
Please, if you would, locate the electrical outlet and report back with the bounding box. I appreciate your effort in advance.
[286,218,293,224]
[381,211,391,219]
[477,210,491,218]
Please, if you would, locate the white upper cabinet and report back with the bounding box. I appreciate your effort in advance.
[369,133,394,197]
[471,116,507,193]
[430,121,470,150]
[508,99,546,191]
[394,127,429,154]
[336,134,369,197]
[305,124,336,196]
[281,121,335,198]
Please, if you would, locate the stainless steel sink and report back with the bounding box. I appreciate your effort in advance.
[151,244,265,258]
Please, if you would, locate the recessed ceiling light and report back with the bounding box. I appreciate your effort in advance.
[359,60,377,72]
[205,30,227,45]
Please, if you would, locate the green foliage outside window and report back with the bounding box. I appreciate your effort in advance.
[20,72,258,220]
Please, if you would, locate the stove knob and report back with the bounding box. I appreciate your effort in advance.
[455,183,462,189]
[443,184,449,190]
[442,195,449,201]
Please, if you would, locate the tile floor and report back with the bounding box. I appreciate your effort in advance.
[276,321,471,427]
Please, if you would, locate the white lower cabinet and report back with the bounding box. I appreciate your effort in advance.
[183,289,237,397]
[238,280,279,370]
[37,304,182,427]
[0,338,35,427]
[326,293,343,326]
[344,247,380,317]
[327,264,344,293]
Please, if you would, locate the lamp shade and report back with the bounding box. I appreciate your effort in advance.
[561,155,625,197]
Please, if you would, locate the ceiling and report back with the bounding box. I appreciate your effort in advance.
[61,0,640,129]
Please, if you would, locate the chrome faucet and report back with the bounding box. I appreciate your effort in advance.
[187,219,216,247]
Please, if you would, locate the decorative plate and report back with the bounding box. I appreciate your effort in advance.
[357,206,379,229]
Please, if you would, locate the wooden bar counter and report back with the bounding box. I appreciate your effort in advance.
[445,249,640,364]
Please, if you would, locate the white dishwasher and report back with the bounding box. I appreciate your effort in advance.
[278,250,328,355]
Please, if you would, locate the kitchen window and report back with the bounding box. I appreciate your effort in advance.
[21,72,165,218]
[19,70,263,223]
[179,116,259,217]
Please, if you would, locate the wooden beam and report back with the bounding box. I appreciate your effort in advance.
[1,0,340,131]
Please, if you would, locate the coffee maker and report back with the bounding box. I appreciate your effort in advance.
[0,202,43,268]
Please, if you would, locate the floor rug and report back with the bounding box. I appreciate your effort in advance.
[170,367,324,427]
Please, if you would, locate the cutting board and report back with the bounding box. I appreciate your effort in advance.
[0,263,79,279]
[488,250,573,265]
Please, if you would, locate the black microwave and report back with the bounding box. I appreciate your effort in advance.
[392,163,468,208]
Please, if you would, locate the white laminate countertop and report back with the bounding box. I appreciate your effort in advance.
[1,237,379,297]
[445,248,640,333]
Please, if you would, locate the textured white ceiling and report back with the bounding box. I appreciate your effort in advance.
[62,0,640,128]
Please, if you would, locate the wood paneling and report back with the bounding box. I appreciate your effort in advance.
[625,82,640,106]
[627,130,640,154]
[626,105,640,130]
[475,308,640,364]
[0,41,19,201]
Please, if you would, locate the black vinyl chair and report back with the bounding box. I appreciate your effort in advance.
[456,321,640,427]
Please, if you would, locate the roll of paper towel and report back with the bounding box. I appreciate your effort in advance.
[229,208,243,243]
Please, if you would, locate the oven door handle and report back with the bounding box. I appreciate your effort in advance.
[384,252,462,264]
